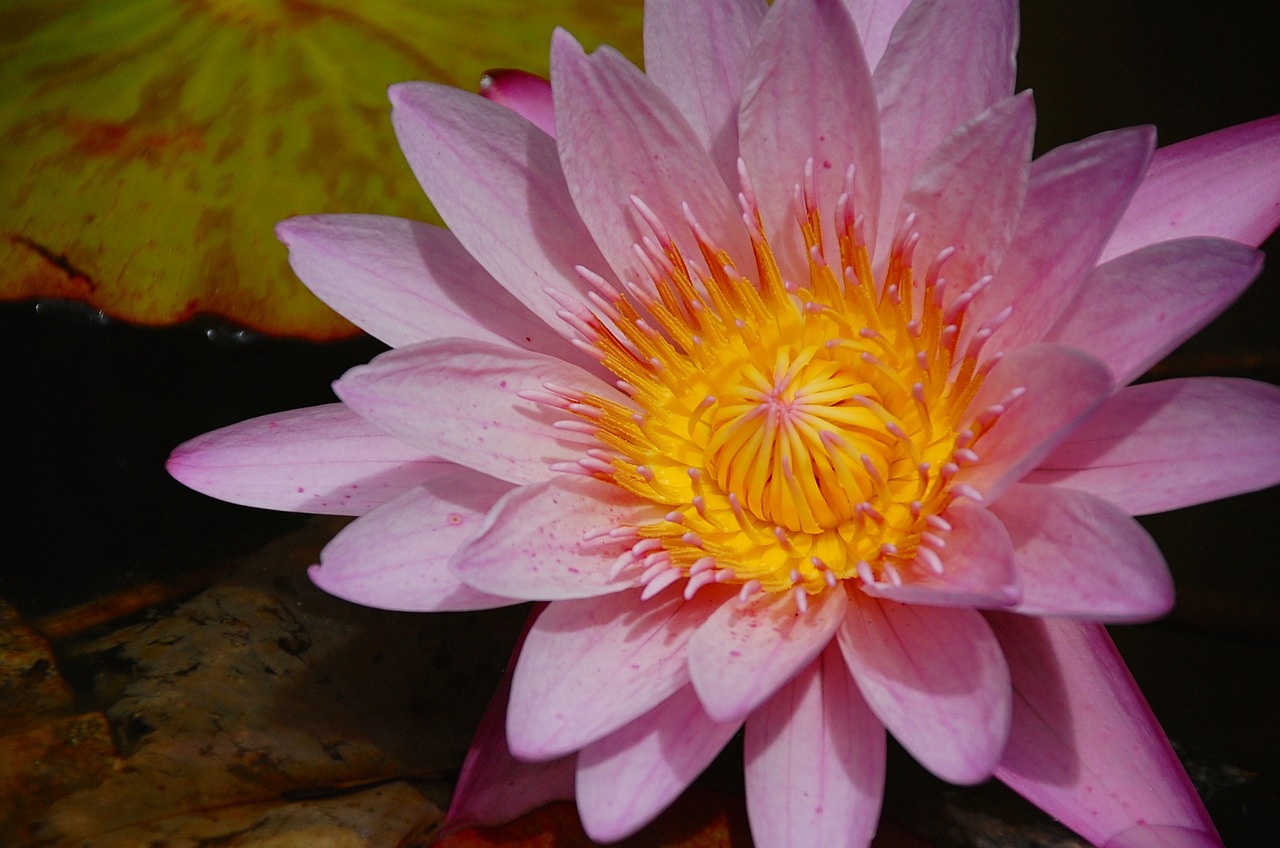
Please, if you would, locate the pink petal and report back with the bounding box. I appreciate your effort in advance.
[687,585,847,724]
[862,503,1019,609]
[643,0,767,186]
[1027,377,1280,515]
[166,403,452,516]
[837,594,1011,784]
[872,0,1018,255]
[978,126,1156,353]
[1103,114,1280,262]
[388,82,615,346]
[308,472,518,612]
[507,586,735,760]
[990,484,1172,621]
[332,338,613,486]
[738,0,881,276]
[1045,237,1262,386]
[450,476,655,601]
[1105,825,1224,848]
[576,684,742,843]
[445,607,578,834]
[989,614,1219,846]
[550,29,752,286]
[479,69,556,136]
[842,0,914,70]
[901,93,1035,304]
[956,343,1113,504]
[743,645,885,848]
[275,214,579,361]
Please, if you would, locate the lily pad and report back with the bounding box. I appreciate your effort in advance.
[0,0,642,339]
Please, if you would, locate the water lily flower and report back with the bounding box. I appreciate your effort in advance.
[167,0,1280,845]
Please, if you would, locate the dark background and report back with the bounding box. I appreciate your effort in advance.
[3,1,1278,843]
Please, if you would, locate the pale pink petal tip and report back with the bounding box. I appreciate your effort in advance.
[862,502,1019,609]
[1046,237,1262,387]
[385,79,616,345]
[840,596,1011,785]
[744,646,885,848]
[985,123,1156,355]
[273,213,484,349]
[957,343,1113,504]
[872,0,1018,256]
[1104,113,1280,260]
[550,25,751,288]
[643,0,765,185]
[1029,378,1280,515]
[688,586,848,724]
[993,484,1174,622]
[451,476,654,600]
[576,685,740,843]
[738,0,882,276]
[307,475,518,613]
[505,588,733,761]
[992,616,1218,846]
[166,404,452,516]
[273,213,578,359]
[332,338,613,487]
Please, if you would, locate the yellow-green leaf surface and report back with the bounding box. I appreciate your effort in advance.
[0,0,642,339]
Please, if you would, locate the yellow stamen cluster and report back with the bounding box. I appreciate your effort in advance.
[572,182,998,596]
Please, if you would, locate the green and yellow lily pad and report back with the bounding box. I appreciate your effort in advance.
[0,0,642,338]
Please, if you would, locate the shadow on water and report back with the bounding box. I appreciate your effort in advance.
[0,299,387,618]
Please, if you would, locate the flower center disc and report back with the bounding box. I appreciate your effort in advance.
[706,344,890,533]
[560,171,1007,597]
